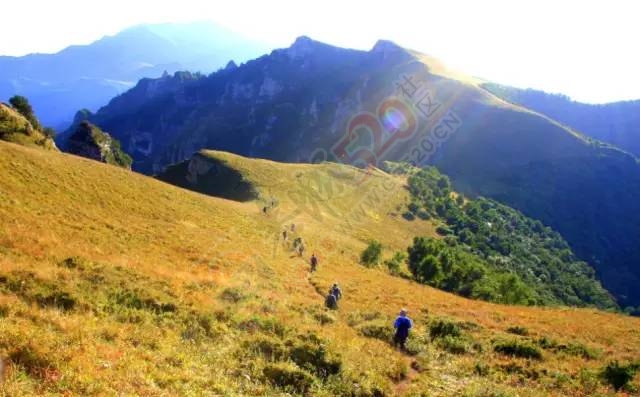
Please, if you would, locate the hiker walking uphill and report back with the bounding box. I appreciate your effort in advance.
[325,291,338,310]
[293,237,305,257]
[393,309,413,351]
[324,282,342,309]
[310,253,318,272]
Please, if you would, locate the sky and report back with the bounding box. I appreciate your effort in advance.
[1,0,638,103]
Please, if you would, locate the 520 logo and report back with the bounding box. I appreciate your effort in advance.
[331,97,417,184]
[319,73,447,184]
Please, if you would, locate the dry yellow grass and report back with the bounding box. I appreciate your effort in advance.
[0,142,638,396]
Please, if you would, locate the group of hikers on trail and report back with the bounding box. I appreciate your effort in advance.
[281,221,413,352]
[282,224,306,256]
[324,282,413,351]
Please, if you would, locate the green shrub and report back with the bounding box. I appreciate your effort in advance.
[289,342,341,379]
[474,362,490,376]
[314,311,336,325]
[262,363,315,393]
[537,337,599,359]
[429,319,462,341]
[561,342,600,360]
[242,336,287,361]
[220,287,247,303]
[416,210,430,220]
[361,240,383,267]
[499,362,541,379]
[58,256,89,270]
[438,335,469,354]
[181,313,224,342]
[387,360,409,382]
[402,211,416,221]
[384,251,406,275]
[35,290,76,311]
[537,336,557,349]
[404,337,427,356]
[357,322,393,342]
[0,271,77,311]
[493,340,542,360]
[346,310,382,326]
[436,225,453,236]
[601,360,639,391]
[9,95,40,130]
[109,288,175,314]
[506,326,529,336]
[8,343,56,379]
[237,316,288,337]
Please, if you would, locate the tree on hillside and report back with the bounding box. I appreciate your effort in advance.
[9,95,41,131]
[361,240,382,267]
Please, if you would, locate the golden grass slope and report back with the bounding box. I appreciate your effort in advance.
[0,142,638,396]
[0,104,57,151]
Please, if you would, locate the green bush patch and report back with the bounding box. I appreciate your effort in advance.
[263,363,315,393]
[429,319,462,341]
[357,322,393,342]
[494,340,542,360]
[601,360,639,391]
[506,326,529,336]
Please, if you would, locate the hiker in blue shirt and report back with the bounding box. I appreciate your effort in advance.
[393,308,413,350]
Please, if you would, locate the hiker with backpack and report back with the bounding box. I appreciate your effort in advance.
[310,253,318,272]
[393,308,413,351]
[330,283,342,300]
[325,291,338,309]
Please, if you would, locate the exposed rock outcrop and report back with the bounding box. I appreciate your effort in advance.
[67,121,132,169]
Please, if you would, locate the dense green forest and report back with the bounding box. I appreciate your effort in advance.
[399,165,616,309]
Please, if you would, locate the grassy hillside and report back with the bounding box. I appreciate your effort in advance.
[0,103,57,151]
[0,143,639,395]
[161,152,615,310]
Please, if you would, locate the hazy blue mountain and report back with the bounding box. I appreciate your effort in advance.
[73,37,640,309]
[483,83,640,156]
[0,21,270,130]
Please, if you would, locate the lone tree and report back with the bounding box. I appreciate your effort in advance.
[9,95,40,130]
[361,240,382,267]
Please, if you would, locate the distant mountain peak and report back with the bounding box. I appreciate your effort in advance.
[225,60,238,70]
[287,35,324,59]
[371,39,409,59]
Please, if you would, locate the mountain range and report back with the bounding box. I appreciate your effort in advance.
[68,36,640,310]
[1,27,640,395]
[484,84,640,157]
[0,21,270,129]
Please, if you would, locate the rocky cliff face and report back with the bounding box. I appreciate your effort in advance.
[67,121,132,169]
[78,38,409,174]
